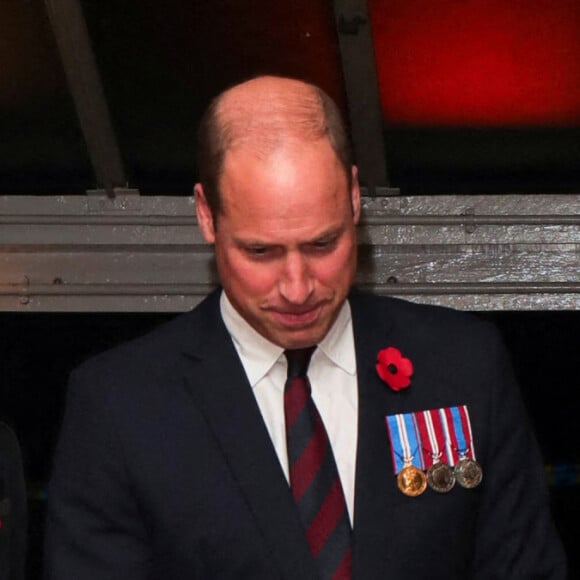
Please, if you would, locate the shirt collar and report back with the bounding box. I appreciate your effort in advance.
[220,292,283,387]
[316,300,356,376]
[220,290,356,387]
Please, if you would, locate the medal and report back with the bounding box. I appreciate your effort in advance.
[415,409,456,493]
[427,461,456,493]
[387,405,481,496]
[442,405,483,488]
[386,412,427,497]
[454,457,483,488]
[397,464,427,497]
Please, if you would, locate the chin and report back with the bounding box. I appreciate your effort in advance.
[276,326,330,350]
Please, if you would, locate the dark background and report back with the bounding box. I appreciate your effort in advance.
[2,0,580,195]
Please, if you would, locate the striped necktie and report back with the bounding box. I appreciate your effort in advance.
[284,347,352,580]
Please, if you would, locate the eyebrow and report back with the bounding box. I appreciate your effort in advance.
[236,224,345,248]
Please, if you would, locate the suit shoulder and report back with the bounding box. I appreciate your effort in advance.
[71,290,219,385]
[350,290,501,346]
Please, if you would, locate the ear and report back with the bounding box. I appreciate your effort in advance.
[350,165,361,224]
[194,183,216,243]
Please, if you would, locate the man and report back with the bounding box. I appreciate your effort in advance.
[45,76,567,579]
[0,421,27,580]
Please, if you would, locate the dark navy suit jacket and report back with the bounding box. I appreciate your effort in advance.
[45,289,567,579]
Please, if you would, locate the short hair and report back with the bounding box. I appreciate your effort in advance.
[196,76,353,216]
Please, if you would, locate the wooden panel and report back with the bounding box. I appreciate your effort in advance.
[1,193,578,312]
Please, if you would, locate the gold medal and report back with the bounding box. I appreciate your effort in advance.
[397,464,427,497]
[454,458,483,489]
[426,461,456,493]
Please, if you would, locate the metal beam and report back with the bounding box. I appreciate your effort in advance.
[1,193,579,312]
[44,0,127,195]
[333,0,392,193]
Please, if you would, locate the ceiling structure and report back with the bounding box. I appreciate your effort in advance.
[0,0,578,313]
[1,0,580,195]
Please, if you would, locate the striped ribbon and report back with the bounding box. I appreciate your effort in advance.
[387,405,476,472]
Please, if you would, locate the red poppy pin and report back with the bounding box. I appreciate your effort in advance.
[376,347,413,391]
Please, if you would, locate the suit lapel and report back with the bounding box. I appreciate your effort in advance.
[350,292,408,578]
[180,292,319,580]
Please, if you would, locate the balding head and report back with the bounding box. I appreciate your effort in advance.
[196,76,353,216]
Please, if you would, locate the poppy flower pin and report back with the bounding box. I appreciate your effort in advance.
[376,346,413,391]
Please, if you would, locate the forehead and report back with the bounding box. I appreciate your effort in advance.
[221,140,347,205]
[217,140,351,237]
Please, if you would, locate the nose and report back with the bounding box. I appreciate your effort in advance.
[278,252,314,305]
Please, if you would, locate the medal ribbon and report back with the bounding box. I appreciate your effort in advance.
[431,409,452,465]
[416,409,447,469]
[386,412,425,473]
[389,406,476,471]
[456,404,476,459]
[442,405,476,464]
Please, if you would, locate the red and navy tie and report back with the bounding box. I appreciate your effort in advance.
[284,347,352,580]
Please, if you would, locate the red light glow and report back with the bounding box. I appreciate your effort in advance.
[368,0,580,125]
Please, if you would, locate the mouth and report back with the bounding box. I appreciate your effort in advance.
[270,304,323,328]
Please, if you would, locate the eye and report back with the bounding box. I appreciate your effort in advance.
[309,236,338,253]
[243,245,282,260]
[246,246,269,256]
[248,246,268,256]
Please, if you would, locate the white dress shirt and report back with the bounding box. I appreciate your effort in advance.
[220,291,359,522]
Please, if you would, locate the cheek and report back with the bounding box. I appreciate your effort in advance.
[222,254,278,295]
[316,244,357,285]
